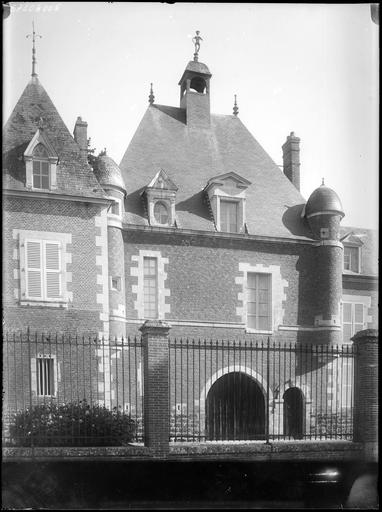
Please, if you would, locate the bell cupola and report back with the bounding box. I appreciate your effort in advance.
[179,31,212,128]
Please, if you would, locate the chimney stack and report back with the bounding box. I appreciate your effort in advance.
[282,131,300,191]
[73,116,88,161]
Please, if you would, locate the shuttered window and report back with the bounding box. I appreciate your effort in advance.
[25,240,61,300]
[247,273,272,330]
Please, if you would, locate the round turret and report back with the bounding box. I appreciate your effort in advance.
[93,155,126,194]
[305,184,344,219]
[305,182,344,242]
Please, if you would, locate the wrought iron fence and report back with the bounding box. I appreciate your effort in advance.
[169,338,355,442]
[2,331,144,447]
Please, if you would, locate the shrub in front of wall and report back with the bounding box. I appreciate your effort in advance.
[8,400,136,447]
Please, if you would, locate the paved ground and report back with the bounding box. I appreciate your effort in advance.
[2,460,377,509]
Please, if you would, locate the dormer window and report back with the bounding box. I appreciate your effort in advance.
[32,144,50,189]
[343,245,360,273]
[24,128,58,191]
[204,172,251,234]
[220,199,239,233]
[154,201,170,225]
[144,169,178,228]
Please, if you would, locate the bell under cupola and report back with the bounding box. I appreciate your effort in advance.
[178,31,212,128]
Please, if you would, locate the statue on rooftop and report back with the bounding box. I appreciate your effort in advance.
[192,30,203,60]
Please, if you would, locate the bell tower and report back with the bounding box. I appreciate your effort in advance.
[178,31,212,128]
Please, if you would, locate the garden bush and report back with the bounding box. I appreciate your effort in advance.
[8,400,137,447]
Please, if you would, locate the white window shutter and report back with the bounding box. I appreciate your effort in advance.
[26,241,42,298]
[45,242,61,298]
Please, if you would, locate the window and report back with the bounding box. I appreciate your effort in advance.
[25,240,61,300]
[343,246,360,273]
[32,144,50,190]
[342,302,364,342]
[111,201,120,216]
[143,257,158,319]
[154,202,169,225]
[36,357,55,396]
[220,200,238,233]
[111,276,121,291]
[247,273,271,330]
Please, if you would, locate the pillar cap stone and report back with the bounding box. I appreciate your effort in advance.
[139,319,171,333]
[351,328,378,343]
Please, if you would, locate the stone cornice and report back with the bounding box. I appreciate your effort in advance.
[342,273,378,290]
[122,223,315,246]
[3,188,111,205]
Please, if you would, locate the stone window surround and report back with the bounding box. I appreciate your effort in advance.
[147,190,177,228]
[24,129,58,191]
[13,229,72,308]
[130,249,170,320]
[236,262,288,334]
[30,353,60,398]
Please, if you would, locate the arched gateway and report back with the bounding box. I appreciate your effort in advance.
[206,372,266,441]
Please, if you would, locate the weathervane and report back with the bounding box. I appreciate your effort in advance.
[233,94,239,116]
[192,30,203,62]
[26,21,42,78]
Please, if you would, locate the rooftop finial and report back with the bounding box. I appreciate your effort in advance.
[149,83,155,105]
[26,21,42,78]
[321,177,325,186]
[192,30,203,62]
[233,94,239,116]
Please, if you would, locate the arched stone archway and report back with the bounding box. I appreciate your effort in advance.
[205,371,266,441]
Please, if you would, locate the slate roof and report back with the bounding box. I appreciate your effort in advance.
[93,155,126,193]
[119,103,313,240]
[3,77,106,200]
[305,184,344,217]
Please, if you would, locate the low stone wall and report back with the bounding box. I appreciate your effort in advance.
[3,440,364,463]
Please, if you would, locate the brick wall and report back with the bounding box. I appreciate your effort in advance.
[3,196,104,335]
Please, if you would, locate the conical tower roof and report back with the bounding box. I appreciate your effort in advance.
[3,77,105,199]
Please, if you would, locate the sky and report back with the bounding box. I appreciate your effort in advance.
[3,2,379,229]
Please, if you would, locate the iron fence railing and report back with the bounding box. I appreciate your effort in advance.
[169,338,355,443]
[2,331,144,447]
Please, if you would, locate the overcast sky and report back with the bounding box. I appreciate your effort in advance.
[3,2,379,229]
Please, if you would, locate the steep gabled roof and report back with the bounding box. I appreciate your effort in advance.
[3,77,105,199]
[119,103,312,240]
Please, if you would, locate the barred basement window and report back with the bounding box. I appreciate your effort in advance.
[143,257,158,319]
[36,357,55,396]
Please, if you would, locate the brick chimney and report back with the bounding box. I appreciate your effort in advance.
[73,116,88,160]
[282,132,300,191]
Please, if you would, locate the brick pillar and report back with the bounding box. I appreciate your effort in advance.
[352,329,378,462]
[140,320,170,458]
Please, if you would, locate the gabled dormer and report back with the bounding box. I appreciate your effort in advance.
[144,169,178,227]
[341,232,364,274]
[204,172,251,234]
[24,126,58,191]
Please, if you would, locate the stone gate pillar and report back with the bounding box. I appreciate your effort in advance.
[140,320,170,458]
[352,329,378,462]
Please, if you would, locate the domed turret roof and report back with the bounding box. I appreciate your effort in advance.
[305,183,344,218]
[93,155,126,192]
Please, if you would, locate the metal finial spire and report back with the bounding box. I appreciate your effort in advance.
[149,83,155,105]
[192,30,203,62]
[26,21,42,78]
[233,94,239,116]
[321,178,325,186]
